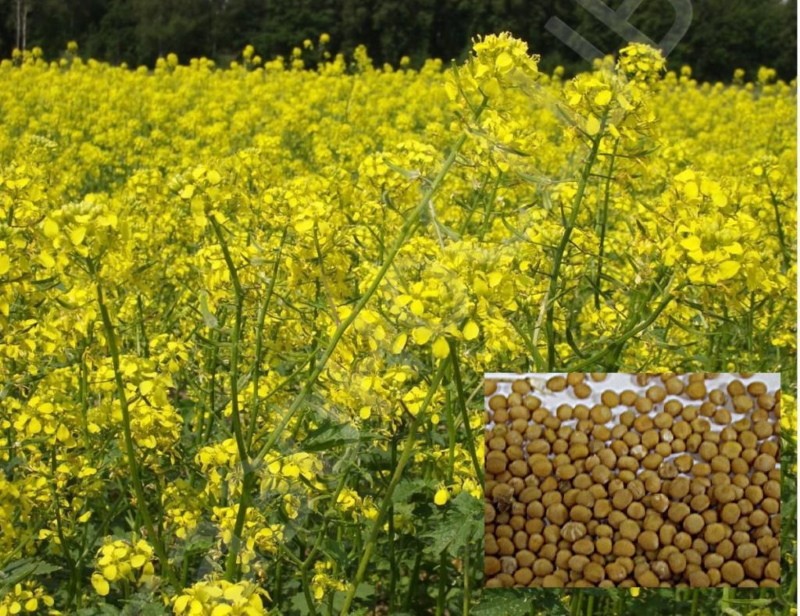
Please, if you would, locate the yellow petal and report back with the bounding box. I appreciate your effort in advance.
[391,333,407,354]
[462,321,479,341]
[0,254,9,276]
[411,327,433,345]
[717,260,741,280]
[102,564,118,580]
[91,573,110,596]
[432,337,449,359]
[28,417,42,435]
[680,236,701,252]
[495,52,514,73]
[294,219,314,233]
[43,218,59,238]
[173,595,190,614]
[130,554,147,568]
[38,251,55,269]
[56,424,70,442]
[594,89,612,106]
[585,114,601,136]
[69,225,86,245]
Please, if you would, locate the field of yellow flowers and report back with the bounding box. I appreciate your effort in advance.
[0,34,795,615]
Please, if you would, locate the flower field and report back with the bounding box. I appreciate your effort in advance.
[0,35,796,615]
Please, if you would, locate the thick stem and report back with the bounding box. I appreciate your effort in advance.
[448,340,483,484]
[545,116,607,369]
[96,282,177,588]
[594,139,619,308]
[247,229,287,449]
[338,360,448,615]
[209,216,254,582]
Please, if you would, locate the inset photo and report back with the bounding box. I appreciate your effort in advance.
[484,373,781,588]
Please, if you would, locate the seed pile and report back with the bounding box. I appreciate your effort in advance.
[484,373,781,588]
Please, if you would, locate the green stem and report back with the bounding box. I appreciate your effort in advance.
[545,114,607,369]
[388,436,398,612]
[403,550,423,612]
[253,101,486,470]
[689,589,699,616]
[339,360,449,615]
[594,139,619,309]
[462,545,470,616]
[570,591,583,616]
[765,176,791,271]
[448,340,483,484]
[436,551,448,616]
[247,229,287,449]
[566,282,675,372]
[96,282,177,589]
[209,216,255,582]
[136,295,149,358]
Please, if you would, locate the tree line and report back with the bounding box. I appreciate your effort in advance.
[0,0,796,81]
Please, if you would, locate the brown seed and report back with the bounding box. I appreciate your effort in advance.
[485,380,498,396]
[573,383,592,399]
[547,376,567,392]
[753,453,776,472]
[721,503,741,524]
[665,376,684,395]
[583,562,605,583]
[667,552,687,573]
[704,523,726,544]
[486,451,507,475]
[727,380,746,397]
[524,395,542,411]
[573,538,595,555]
[635,569,660,587]
[530,458,553,477]
[721,561,745,584]
[733,394,754,413]
[512,379,531,395]
[620,390,638,406]
[635,396,654,414]
[612,489,633,510]
[689,570,710,587]
[646,385,667,403]
[683,513,705,534]
[638,530,659,551]
[488,394,508,411]
[686,381,707,400]
[605,562,627,582]
[613,539,636,557]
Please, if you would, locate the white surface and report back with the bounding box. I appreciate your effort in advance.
[484,373,781,471]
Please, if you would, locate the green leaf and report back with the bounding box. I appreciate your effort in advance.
[0,558,62,590]
[392,478,431,504]
[473,591,539,616]
[301,419,360,452]
[421,492,482,557]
